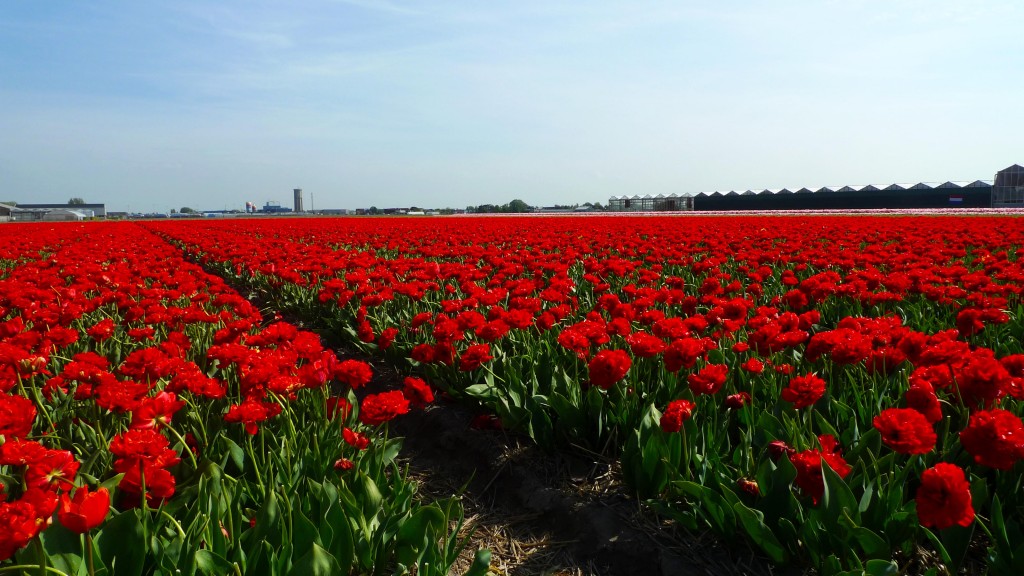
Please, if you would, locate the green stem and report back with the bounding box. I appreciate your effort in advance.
[18,373,58,433]
[163,423,199,470]
[681,425,690,479]
[34,538,47,576]
[0,567,70,576]
[139,461,149,543]
[247,434,265,488]
[159,509,188,541]
[86,533,95,576]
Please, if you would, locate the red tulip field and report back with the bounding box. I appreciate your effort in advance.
[2,215,1024,575]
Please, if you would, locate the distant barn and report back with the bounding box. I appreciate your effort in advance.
[16,203,106,217]
[607,164,1023,211]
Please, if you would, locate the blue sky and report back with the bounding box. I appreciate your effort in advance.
[2,1,1022,212]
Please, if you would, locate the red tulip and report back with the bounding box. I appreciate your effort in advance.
[57,486,110,534]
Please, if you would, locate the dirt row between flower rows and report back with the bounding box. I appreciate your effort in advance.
[390,387,782,576]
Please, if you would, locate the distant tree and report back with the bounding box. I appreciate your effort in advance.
[368,206,380,215]
[180,207,195,214]
[506,199,531,213]
[170,208,177,214]
[68,197,86,205]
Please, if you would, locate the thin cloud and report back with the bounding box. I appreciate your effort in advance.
[324,0,421,16]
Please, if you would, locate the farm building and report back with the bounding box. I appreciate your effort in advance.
[16,203,106,218]
[992,164,1024,207]
[607,193,694,211]
[608,164,1022,212]
[1,203,102,222]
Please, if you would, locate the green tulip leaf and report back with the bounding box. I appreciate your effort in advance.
[292,543,341,576]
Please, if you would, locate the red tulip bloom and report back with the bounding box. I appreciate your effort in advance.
[459,343,494,371]
[0,393,36,438]
[224,399,283,435]
[118,347,172,383]
[402,376,434,409]
[410,343,436,364]
[58,486,110,534]
[0,439,47,467]
[558,329,593,360]
[625,331,667,358]
[955,309,985,337]
[359,390,410,426]
[663,337,709,373]
[131,391,186,430]
[25,449,80,492]
[119,466,177,506]
[873,408,936,455]
[687,364,728,396]
[475,319,511,342]
[725,392,751,410]
[781,374,826,409]
[959,409,1024,470]
[767,440,793,461]
[356,320,375,343]
[790,435,851,504]
[740,357,764,374]
[954,355,1010,409]
[905,378,943,424]
[326,397,352,421]
[377,327,399,350]
[342,427,370,450]
[109,429,181,472]
[916,463,974,530]
[660,399,695,433]
[334,359,373,389]
[587,349,631,390]
[737,478,761,497]
[0,499,44,561]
